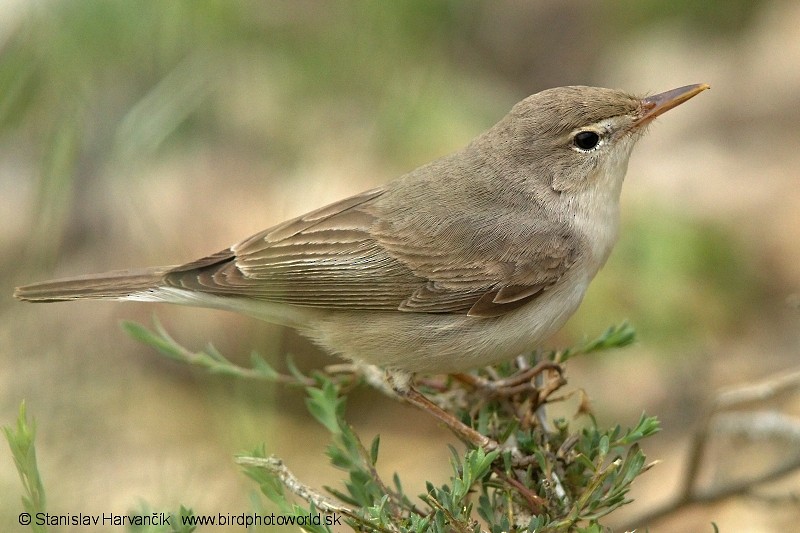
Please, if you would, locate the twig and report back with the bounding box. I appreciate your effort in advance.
[627,452,800,527]
[453,360,562,396]
[396,385,498,451]
[236,455,355,516]
[714,368,800,409]
[682,367,800,501]
[623,366,800,530]
[493,466,546,514]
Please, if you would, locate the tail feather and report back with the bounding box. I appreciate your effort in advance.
[14,267,173,302]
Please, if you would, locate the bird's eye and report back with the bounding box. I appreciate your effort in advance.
[573,130,601,151]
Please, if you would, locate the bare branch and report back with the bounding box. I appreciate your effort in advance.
[624,367,800,530]
[236,455,354,516]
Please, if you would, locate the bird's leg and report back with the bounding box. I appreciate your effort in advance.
[384,370,498,451]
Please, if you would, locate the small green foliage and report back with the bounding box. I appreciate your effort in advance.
[121,317,318,385]
[305,380,347,436]
[3,402,47,533]
[122,319,186,361]
[5,322,657,532]
[3,402,199,533]
[234,325,657,532]
[128,504,197,533]
[556,322,636,363]
[122,318,273,379]
[123,319,655,531]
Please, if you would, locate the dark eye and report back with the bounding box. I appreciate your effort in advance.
[573,130,600,151]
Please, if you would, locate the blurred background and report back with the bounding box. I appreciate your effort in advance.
[1,1,798,531]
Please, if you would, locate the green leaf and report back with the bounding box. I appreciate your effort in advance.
[122,319,185,361]
[560,322,637,362]
[250,351,280,380]
[598,435,609,457]
[305,382,345,435]
[3,402,48,533]
[369,435,380,465]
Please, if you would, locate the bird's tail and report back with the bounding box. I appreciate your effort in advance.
[14,267,172,302]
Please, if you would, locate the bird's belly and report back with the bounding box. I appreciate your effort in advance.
[305,274,590,374]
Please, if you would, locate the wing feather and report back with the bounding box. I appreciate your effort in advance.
[163,186,578,315]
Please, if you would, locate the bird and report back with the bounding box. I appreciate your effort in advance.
[15,84,709,376]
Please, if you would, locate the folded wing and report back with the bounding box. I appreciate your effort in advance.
[164,187,578,317]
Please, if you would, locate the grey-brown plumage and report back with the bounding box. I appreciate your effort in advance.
[15,84,709,373]
[15,268,168,301]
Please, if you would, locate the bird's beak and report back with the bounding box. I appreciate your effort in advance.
[633,83,710,128]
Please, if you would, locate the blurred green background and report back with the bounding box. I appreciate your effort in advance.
[2,1,798,531]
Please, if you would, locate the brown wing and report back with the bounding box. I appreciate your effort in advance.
[164,187,577,317]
